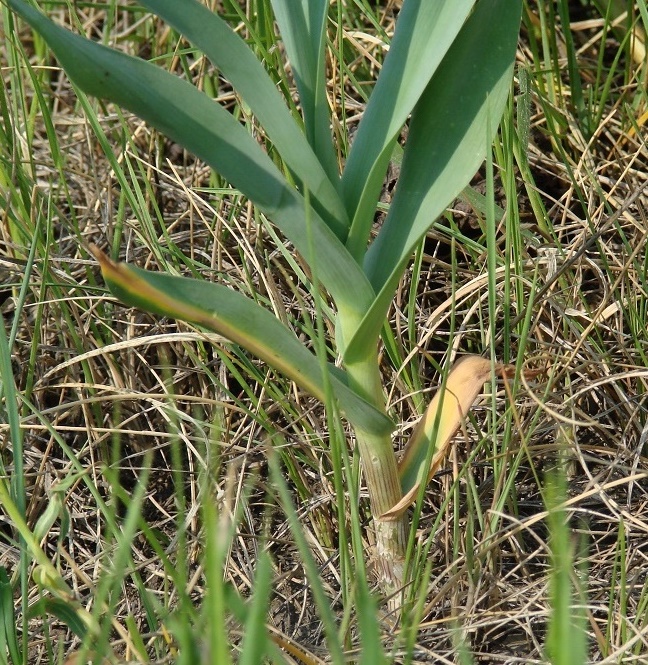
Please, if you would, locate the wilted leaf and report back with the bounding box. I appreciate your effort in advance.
[381,355,500,521]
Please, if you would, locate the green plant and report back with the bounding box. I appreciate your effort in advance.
[5,0,521,603]
[545,467,588,665]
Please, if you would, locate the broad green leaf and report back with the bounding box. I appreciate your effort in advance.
[7,0,375,317]
[271,0,339,184]
[344,0,522,363]
[139,0,348,239]
[341,0,476,260]
[91,247,394,437]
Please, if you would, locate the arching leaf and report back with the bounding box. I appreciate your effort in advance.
[92,246,394,437]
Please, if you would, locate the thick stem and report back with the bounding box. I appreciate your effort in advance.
[346,352,409,598]
[354,428,408,595]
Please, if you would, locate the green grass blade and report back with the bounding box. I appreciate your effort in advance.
[341,0,476,260]
[0,286,28,662]
[84,455,153,661]
[202,484,234,665]
[357,581,388,665]
[0,294,22,497]
[344,0,522,363]
[239,550,273,665]
[545,472,588,665]
[268,448,346,665]
[271,0,339,184]
[93,248,394,437]
[0,568,21,665]
[7,0,374,315]
[557,0,588,137]
[0,472,96,633]
[139,0,348,238]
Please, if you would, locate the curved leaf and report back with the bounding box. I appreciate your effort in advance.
[27,597,88,640]
[381,356,494,521]
[7,0,375,317]
[91,246,393,437]
[341,0,476,260]
[344,0,522,363]
[140,0,348,238]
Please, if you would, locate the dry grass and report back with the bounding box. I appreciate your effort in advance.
[1,1,648,663]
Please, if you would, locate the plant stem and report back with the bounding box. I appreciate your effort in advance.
[346,352,408,599]
[354,428,408,593]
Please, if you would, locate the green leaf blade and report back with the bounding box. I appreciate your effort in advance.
[0,568,21,665]
[344,0,523,363]
[341,0,476,260]
[140,0,348,238]
[271,0,339,183]
[92,248,393,437]
[239,551,273,665]
[7,0,375,316]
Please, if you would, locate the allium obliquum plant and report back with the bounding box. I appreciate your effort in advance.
[6,0,522,598]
